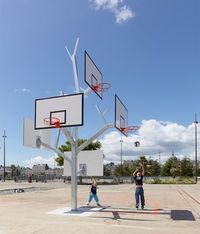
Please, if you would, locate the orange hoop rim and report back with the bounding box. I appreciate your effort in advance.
[92,82,111,92]
[43,117,61,128]
[120,126,140,133]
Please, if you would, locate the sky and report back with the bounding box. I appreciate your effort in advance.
[0,0,199,168]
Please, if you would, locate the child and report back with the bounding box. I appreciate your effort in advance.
[86,178,101,206]
[133,162,145,209]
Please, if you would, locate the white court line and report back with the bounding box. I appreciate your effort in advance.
[47,207,102,217]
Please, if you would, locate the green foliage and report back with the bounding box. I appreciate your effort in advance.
[146,177,195,184]
[160,156,181,177]
[113,165,121,177]
[55,156,64,167]
[56,138,102,166]
[160,156,194,178]
[103,165,111,176]
[146,159,161,176]
[180,157,193,176]
[149,178,162,184]
[198,167,200,176]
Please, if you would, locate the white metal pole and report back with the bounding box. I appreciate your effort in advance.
[70,133,78,210]
[65,38,80,210]
[65,38,114,210]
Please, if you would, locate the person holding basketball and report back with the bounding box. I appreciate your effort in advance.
[133,162,145,209]
[86,178,101,207]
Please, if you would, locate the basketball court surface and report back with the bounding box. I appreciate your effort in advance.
[0,182,200,234]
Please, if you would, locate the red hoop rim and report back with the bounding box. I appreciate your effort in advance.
[92,82,111,92]
[120,126,140,133]
[43,117,60,128]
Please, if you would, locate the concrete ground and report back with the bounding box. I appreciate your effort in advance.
[0,181,200,234]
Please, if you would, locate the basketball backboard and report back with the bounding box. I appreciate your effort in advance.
[115,94,128,136]
[35,93,84,130]
[23,118,51,149]
[84,50,103,99]
[63,150,104,176]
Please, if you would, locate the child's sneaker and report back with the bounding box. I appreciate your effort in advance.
[97,203,101,207]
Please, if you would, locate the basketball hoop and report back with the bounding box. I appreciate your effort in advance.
[43,117,61,128]
[120,126,140,134]
[92,82,111,92]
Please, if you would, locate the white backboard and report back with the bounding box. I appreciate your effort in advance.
[115,94,128,136]
[84,50,103,99]
[35,93,84,130]
[63,150,104,176]
[23,118,51,149]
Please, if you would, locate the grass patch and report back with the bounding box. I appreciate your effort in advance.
[145,177,195,184]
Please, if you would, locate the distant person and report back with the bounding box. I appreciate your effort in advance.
[133,162,145,209]
[86,178,101,207]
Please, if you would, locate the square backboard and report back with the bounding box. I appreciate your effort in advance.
[35,93,84,130]
[63,150,104,176]
[23,118,51,149]
[115,94,128,137]
[84,50,103,99]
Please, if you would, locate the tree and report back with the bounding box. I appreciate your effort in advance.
[11,164,16,178]
[146,159,161,176]
[161,156,181,177]
[56,139,102,166]
[198,167,200,176]
[123,164,132,176]
[180,157,193,177]
[115,156,149,177]
[170,167,178,178]
[103,165,111,176]
[113,165,121,177]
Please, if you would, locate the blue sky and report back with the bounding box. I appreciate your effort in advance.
[0,0,199,167]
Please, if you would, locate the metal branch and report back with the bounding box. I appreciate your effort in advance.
[62,128,75,145]
[37,137,72,165]
[55,128,61,149]
[65,46,72,61]
[73,38,79,56]
[65,38,80,93]
[77,123,113,153]
[84,86,92,96]
[95,105,108,125]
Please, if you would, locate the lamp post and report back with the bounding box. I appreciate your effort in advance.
[120,137,123,177]
[194,114,198,184]
[2,130,7,182]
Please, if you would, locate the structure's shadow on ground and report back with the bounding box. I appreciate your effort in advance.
[171,210,195,221]
[87,206,171,222]
[91,207,196,222]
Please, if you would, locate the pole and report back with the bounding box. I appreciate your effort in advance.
[120,137,123,177]
[2,130,7,182]
[158,151,161,164]
[71,133,78,211]
[194,114,198,184]
[65,38,80,211]
[54,154,56,179]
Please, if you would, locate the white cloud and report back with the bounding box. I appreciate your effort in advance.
[115,5,135,24]
[89,0,135,24]
[91,0,119,9]
[100,120,197,164]
[22,119,197,167]
[22,155,56,168]
[15,88,30,93]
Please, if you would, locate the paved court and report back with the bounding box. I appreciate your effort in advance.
[0,181,200,234]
